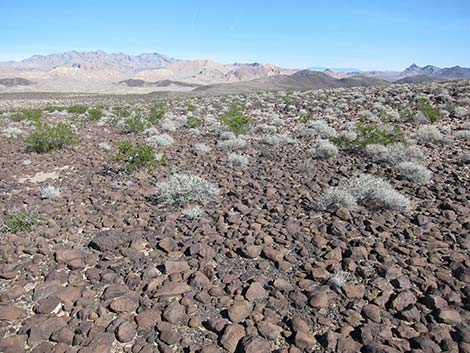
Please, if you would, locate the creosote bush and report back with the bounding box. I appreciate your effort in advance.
[88,108,103,120]
[26,123,78,153]
[155,173,218,207]
[220,103,254,136]
[67,104,87,114]
[0,211,46,234]
[113,141,162,171]
[354,122,405,146]
[11,108,42,123]
[186,116,203,128]
[416,98,440,123]
[124,113,151,133]
[148,101,166,124]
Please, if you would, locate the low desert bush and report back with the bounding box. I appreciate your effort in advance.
[148,101,166,124]
[11,108,42,123]
[113,141,162,171]
[186,116,203,128]
[88,108,103,120]
[416,125,443,144]
[396,162,432,184]
[124,113,151,132]
[220,103,254,136]
[67,104,87,114]
[416,98,440,123]
[309,140,338,159]
[146,134,174,148]
[227,153,249,167]
[194,143,211,153]
[253,123,277,134]
[354,122,405,146]
[26,123,77,153]
[0,211,45,233]
[364,142,424,165]
[262,134,296,145]
[218,138,247,150]
[155,173,218,207]
[304,120,337,139]
[455,130,470,140]
[316,174,411,212]
[40,185,62,199]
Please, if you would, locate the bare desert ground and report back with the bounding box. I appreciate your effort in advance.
[0,81,469,353]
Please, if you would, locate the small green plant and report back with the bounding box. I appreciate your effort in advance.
[186,116,203,128]
[113,106,131,118]
[67,104,87,114]
[124,113,151,133]
[1,211,46,233]
[44,105,67,112]
[185,102,197,111]
[26,123,78,153]
[416,98,440,123]
[11,108,42,123]
[354,122,405,146]
[88,108,103,120]
[113,141,162,171]
[220,103,254,136]
[299,113,316,123]
[148,101,166,125]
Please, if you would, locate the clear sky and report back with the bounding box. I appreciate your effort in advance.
[1,0,469,70]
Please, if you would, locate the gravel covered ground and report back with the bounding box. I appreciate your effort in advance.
[0,81,469,353]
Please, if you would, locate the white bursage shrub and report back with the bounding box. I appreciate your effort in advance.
[348,174,412,212]
[217,138,247,150]
[181,206,204,219]
[227,153,249,168]
[329,271,353,288]
[416,125,443,144]
[310,140,338,159]
[305,120,337,138]
[315,189,358,211]
[365,143,424,165]
[262,134,296,145]
[41,185,62,200]
[143,127,159,136]
[453,106,468,118]
[460,122,470,130]
[253,123,277,134]
[98,142,112,151]
[2,127,23,138]
[160,119,177,132]
[194,143,211,153]
[219,131,236,140]
[458,151,470,164]
[397,162,432,184]
[455,130,470,140]
[146,134,174,148]
[155,173,218,207]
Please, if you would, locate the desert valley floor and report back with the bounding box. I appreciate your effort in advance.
[0,81,469,353]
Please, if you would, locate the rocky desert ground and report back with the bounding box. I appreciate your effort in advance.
[0,80,469,353]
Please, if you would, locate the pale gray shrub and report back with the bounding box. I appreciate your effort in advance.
[305,120,337,138]
[348,174,412,212]
[329,271,354,288]
[194,143,211,153]
[310,140,338,159]
[416,125,443,144]
[40,185,62,200]
[461,122,470,130]
[219,131,236,140]
[458,151,470,164]
[364,143,424,165]
[155,173,218,207]
[397,162,432,184]
[160,119,177,132]
[146,134,174,148]
[455,130,470,140]
[2,126,23,138]
[181,206,204,219]
[98,142,112,151]
[262,134,296,145]
[254,123,277,134]
[217,138,247,150]
[453,106,468,118]
[143,127,159,136]
[227,153,249,168]
[315,189,357,211]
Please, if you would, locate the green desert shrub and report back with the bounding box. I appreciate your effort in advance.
[416,98,440,123]
[44,105,67,112]
[113,141,162,171]
[67,104,87,114]
[354,122,405,146]
[1,211,45,233]
[26,123,78,153]
[186,116,203,128]
[88,108,103,120]
[124,113,151,133]
[220,103,254,136]
[11,108,42,123]
[148,101,166,125]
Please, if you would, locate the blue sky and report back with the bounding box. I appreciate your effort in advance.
[1,0,469,70]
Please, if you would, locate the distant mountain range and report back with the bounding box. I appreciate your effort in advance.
[0,50,468,93]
